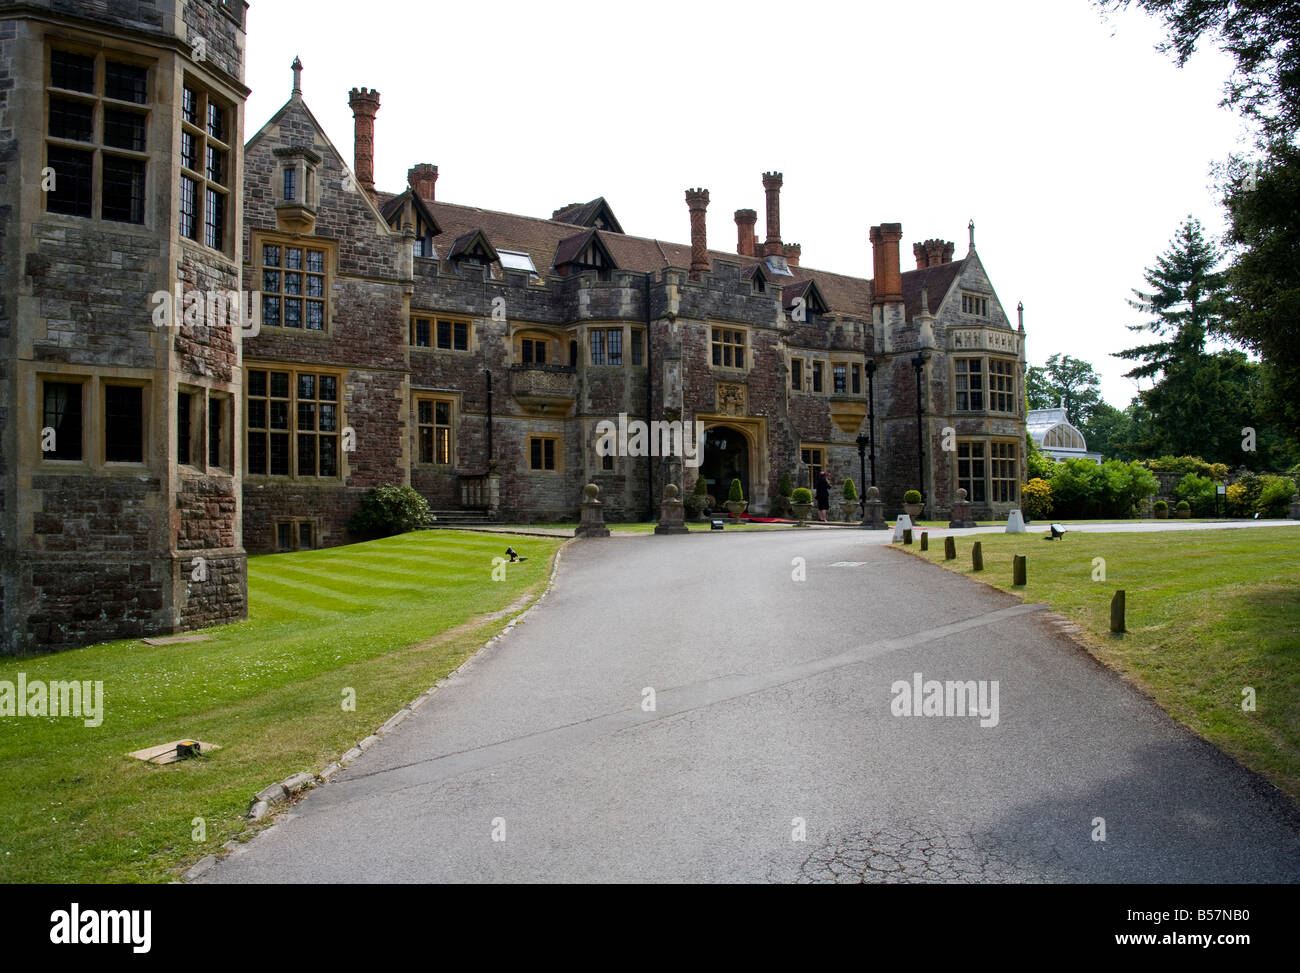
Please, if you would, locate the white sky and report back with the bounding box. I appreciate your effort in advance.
[243,0,1246,409]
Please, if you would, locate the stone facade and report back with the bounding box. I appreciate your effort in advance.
[0,1,249,653]
[1,1,1027,652]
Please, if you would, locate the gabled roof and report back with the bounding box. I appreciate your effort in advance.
[901,259,966,323]
[379,187,442,236]
[447,228,499,264]
[551,197,624,234]
[782,278,829,315]
[553,228,617,269]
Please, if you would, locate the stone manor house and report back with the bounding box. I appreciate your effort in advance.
[0,0,1028,652]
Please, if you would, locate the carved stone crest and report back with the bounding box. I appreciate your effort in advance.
[716,382,746,417]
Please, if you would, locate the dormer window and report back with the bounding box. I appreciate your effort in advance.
[553,229,618,282]
[273,145,321,233]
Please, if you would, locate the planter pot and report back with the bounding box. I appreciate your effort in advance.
[791,502,814,526]
[725,500,748,517]
[903,503,923,519]
[1154,508,1169,519]
[840,503,859,523]
[1176,508,1191,518]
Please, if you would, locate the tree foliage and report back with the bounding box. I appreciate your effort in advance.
[1026,353,1104,428]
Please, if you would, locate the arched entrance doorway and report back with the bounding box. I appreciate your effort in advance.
[700,424,749,504]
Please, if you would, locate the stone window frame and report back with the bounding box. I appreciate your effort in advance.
[960,292,990,318]
[274,517,321,552]
[102,378,150,466]
[710,326,749,372]
[590,326,624,367]
[44,43,153,227]
[414,393,457,467]
[955,437,1020,505]
[527,434,563,474]
[38,374,90,465]
[36,372,155,471]
[207,391,232,472]
[253,234,334,333]
[629,328,645,367]
[513,328,562,366]
[243,363,345,481]
[953,354,1017,415]
[790,355,803,392]
[179,75,233,252]
[800,443,828,491]
[176,384,232,473]
[408,313,474,354]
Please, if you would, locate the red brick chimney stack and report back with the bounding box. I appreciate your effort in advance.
[686,188,710,280]
[869,223,904,305]
[408,163,438,201]
[734,209,757,257]
[912,238,956,269]
[761,171,783,257]
[782,243,801,267]
[348,87,381,200]
[912,242,928,270]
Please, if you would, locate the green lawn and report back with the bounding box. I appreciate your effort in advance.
[0,530,565,883]
[900,528,1300,802]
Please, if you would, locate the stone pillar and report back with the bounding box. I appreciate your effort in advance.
[949,488,975,528]
[685,188,710,280]
[347,87,381,199]
[654,484,689,535]
[1291,494,1300,520]
[860,485,887,530]
[575,483,610,537]
[762,171,783,257]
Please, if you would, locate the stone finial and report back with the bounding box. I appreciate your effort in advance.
[291,56,303,96]
[866,486,880,500]
[968,219,976,249]
[576,483,609,537]
[583,483,599,500]
[955,488,968,502]
[1017,301,1024,331]
[665,484,679,499]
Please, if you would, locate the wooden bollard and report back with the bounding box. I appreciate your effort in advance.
[972,541,983,572]
[920,531,929,551]
[1110,590,1126,633]
[903,528,913,545]
[944,536,956,560]
[1013,554,1026,586]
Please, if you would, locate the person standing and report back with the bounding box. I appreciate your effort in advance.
[815,471,831,523]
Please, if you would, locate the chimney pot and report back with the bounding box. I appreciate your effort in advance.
[869,223,904,306]
[782,242,801,267]
[761,171,783,256]
[685,188,710,280]
[408,163,438,201]
[348,87,381,199]
[734,208,757,257]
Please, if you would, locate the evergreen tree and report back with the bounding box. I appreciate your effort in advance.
[1114,217,1226,380]
[1026,353,1104,428]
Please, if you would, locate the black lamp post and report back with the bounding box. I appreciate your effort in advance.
[910,351,929,517]
[854,432,868,516]
[865,358,877,487]
[484,370,495,470]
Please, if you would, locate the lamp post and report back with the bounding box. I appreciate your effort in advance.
[855,432,868,516]
[865,358,877,487]
[484,370,495,471]
[910,351,929,517]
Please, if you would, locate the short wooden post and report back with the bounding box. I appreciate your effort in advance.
[1013,554,1026,586]
[1110,590,1126,633]
[903,528,913,545]
[919,531,929,551]
[944,536,956,560]
[972,541,983,572]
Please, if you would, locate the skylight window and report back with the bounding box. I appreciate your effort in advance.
[498,249,537,274]
[764,255,794,277]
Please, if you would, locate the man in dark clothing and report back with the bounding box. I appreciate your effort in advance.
[815,471,831,522]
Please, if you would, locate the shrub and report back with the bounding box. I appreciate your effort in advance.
[1174,473,1217,516]
[1176,500,1190,511]
[349,485,432,537]
[1146,455,1230,480]
[728,478,744,502]
[1021,478,1053,520]
[1257,474,1296,517]
[1026,440,1058,481]
[792,487,813,504]
[1226,472,1261,516]
[842,478,858,501]
[1049,459,1158,518]
[768,495,791,518]
[778,473,794,498]
[903,489,922,504]
[1153,499,1168,512]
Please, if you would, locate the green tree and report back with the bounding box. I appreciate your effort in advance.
[1080,400,1132,460]
[1026,353,1104,428]
[1114,217,1226,380]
